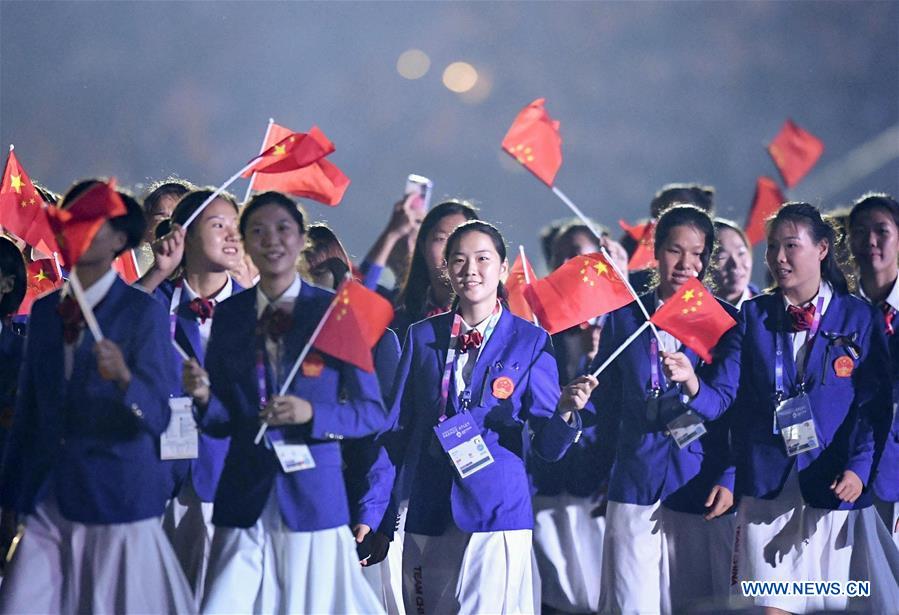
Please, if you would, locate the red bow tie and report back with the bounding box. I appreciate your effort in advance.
[188,297,215,324]
[457,330,483,353]
[787,303,816,333]
[258,304,294,340]
[57,295,84,344]
[883,303,896,336]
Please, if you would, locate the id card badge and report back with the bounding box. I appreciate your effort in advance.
[666,409,707,449]
[160,397,199,460]
[267,429,316,473]
[775,393,819,456]
[433,413,494,479]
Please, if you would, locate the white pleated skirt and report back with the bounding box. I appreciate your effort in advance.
[731,469,860,613]
[201,488,385,615]
[361,502,407,615]
[403,523,536,615]
[0,495,193,615]
[532,493,605,613]
[161,480,215,607]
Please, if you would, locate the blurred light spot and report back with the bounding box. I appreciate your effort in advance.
[397,49,430,80]
[443,62,478,93]
[460,69,492,105]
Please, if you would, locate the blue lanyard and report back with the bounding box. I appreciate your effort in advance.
[649,337,661,392]
[775,295,825,398]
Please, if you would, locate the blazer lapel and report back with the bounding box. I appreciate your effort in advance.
[764,292,799,393]
[803,291,842,387]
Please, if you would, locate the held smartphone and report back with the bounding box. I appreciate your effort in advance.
[404,174,433,213]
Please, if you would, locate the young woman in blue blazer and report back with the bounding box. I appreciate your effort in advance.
[848,193,899,549]
[730,202,891,613]
[591,205,742,614]
[388,220,596,614]
[0,181,192,614]
[137,188,243,604]
[189,191,388,614]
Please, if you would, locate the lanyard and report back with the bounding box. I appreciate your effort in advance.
[437,303,502,422]
[775,295,825,397]
[255,349,269,410]
[168,282,183,342]
[649,337,661,392]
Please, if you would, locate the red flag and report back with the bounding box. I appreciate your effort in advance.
[242,126,335,176]
[619,219,657,271]
[744,176,786,246]
[767,119,824,188]
[17,258,63,316]
[524,252,633,335]
[313,279,394,372]
[24,205,60,257]
[47,180,127,267]
[649,278,736,363]
[501,98,563,187]
[113,249,140,283]
[505,253,538,322]
[247,123,350,206]
[0,149,48,247]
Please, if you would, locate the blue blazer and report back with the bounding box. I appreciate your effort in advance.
[0,320,26,472]
[152,278,243,502]
[588,293,741,511]
[0,278,178,522]
[202,282,388,531]
[387,309,582,536]
[733,291,890,510]
[872,314,899,502]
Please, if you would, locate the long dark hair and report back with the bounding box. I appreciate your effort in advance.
[653,204,716,283]
[397,199,478,317]
[60,179,145,256]
[767,202,849,295]
[443,220,509,310]
[0,237,27,317]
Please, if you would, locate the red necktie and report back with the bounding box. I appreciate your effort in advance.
[258,305,294,341]
[188,297,215,324]
[458,330,483,353]
[883,303,896,336]
[787,303,816,333]
[57,295,84,344]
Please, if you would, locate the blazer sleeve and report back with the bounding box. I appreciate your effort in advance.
[201,314,240,438]
[686,305,743,423]
[0,331,37,511]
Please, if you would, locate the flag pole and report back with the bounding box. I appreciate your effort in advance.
[68,269,104,341]
[51,252,63,279]
[243,118,275,204]
[590,321,650,378]
[182,158,262,230]
[253,294,340,445]
[549,185,663,345]
[518,244,540,326]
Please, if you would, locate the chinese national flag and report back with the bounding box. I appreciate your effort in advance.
[620,219,657,271]
[17,259,63,316]
[242,126,335,176]
[312,279,394,372]
[246,123,350,206]
[24,205,60,257]
[524,252,633,335]
[47,180,127,267]
[113,249,141,283]
[501,98,563,187]
[649,278,736,363]
[0,149,47,246]
[744,176,786,246]
[505,252,538,322]
[767,119,824,188]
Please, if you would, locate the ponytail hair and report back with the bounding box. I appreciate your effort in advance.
[768,202,849,295]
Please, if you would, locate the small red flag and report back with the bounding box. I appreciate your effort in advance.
[247,123,350,206]
[501,98,563,187]
[505,252,538,322]
[744,176,786,246]
[524,252,633,335]
[112,249,141,283]
[312,279,394,372]
[767,119,824,188]
[0,149,51,250]
[47,180,127,267]
[242,126,335,176]
[17,258,63,316]
[649,278,736,363]
[619,219,657,271]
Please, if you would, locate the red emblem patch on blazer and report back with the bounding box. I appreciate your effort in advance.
[492,376,515,399]
[833,355,854,378]
[302,352,325,378]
